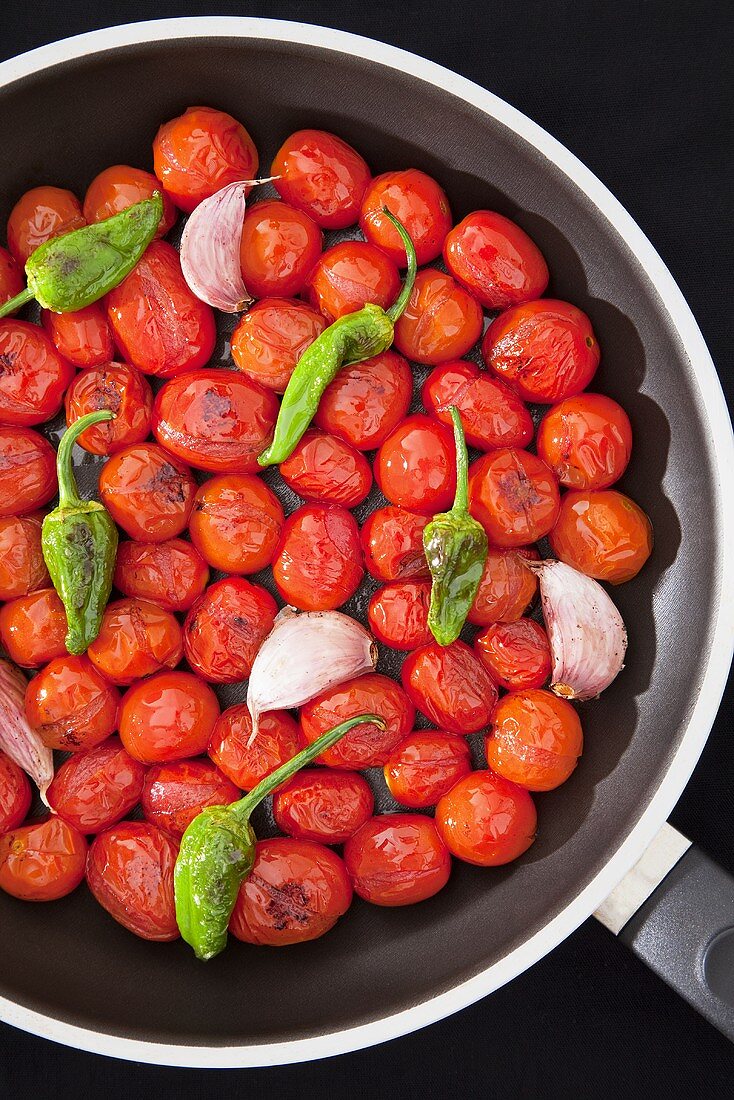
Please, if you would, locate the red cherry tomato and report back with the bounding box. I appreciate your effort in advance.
[422,359,534,452]
[443,211,549,309]
[367,579,433,650]
[394,268,483,365]
[0,816,87,900]
[435,770,537,866]
[107,240,216,378]
[0,587,67,667]
[306,240,400,322]
[486,689,583,791]
[0,512,50,599]
[549,489,653,583]
[87,597,183,685]
[272,129,371,230]
[41,303,116,368]
[401,640,498,734]
[361,505,430,582]
[239,199,322,298]
[0,246,24,312]
[119,670,220,764]
[272,769,374,844]
[360,169,452,266]
[86,822,179,940]
[189,473,284,574]
[46,736,147,833]
[0,427,57,518]
[98,443,196,542]
[383,731,472,808]
[141,759,240,840]
[273,503,363,612]
[0,752,31,832]
[279,429,372,507]
[230,297,326,394]
[153,106,259,213]
[183,577,277,683]
[344,814,450,906]
[0,320,74,426]
[209,706,302,792]
[475,618,551,691]
[468,448,560,547]
[468,545,539,626]
[113,538,209,612]
[25,655,120,752]
[536,393,633,490]
[229,837,353,945]
[313,350,412,450]
[482,299,600,403]
[83,164,177,237]
[300,673,414,769]
[7,186,86,265]
[375,414,457,515]
[65,364,153,455]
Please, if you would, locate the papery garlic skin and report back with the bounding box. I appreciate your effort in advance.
[0,657,54,803]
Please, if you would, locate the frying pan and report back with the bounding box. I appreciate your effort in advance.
[0,17,732,1068]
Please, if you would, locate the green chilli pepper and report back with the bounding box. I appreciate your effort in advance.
[0,193,163,319]
[258,209,417,467]
[42,411,119,655]
[175,712,386,960]
[423,406,488,646]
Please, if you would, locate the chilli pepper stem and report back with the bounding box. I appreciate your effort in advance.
[449,405,469,513]
[0,286,34,319]
[383,208,418,322]
[56,410,114,506]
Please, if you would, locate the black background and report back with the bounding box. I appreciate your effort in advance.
[0,2,732,1096]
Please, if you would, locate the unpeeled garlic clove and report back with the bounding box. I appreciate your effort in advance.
[0,657,54,803]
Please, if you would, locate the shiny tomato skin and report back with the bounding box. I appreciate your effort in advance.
[271,129,371,230]
[107,240,216,378]
[279,429,372,507]
[468,448,560,547]
[83,164,177,237]
[360,169,452,266]
[230,297,326,394]
[46,735,147,833]
[183,577,277,683]
[0,427,57,517]
[0,752,32,832]
[401,640,498,734]
[306,240,400,322]
[25,655,120,752]
[375,414,457,515]
[0,320,75,427]
[0,512,50,599]
[65,363,153,455]
[367,580,433,651]
[98,443,196,542]
[7,186,86,265]
[300,673,414,770]
[384,731,472,809]
[273,769,374,844]
[141,759,240,840]
[0,587,67,667]
[313,350,412,450]
[119,670,220,765]
[468,545,539,626]
[0,246,24,312]
[394,268,483,365]
[0,816,87,900]
[486,689,583,791]
[443,211,549,309]
[273,503,363,612]
[482,299,600,404]
[422,359,534,452]
[209,706,302,792]
[360,506,430,582]
[153,106,258,213]
[42,303,116,368]
[475,618,551,691]
[189,473,284,575]
[239,199,322,298]
[435,770,537,866]
[549,489,653,583]
[87,597,183,685]
[229,837,353,945]
[536,392,633,490]
[86,821,179,940]
[344,814,450,906]
[113,537,209,611]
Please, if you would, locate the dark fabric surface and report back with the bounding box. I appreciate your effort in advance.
[0,1,732,1095]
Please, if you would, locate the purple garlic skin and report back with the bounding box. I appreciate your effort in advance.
[0,657,53,802]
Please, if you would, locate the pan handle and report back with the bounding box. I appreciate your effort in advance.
[594,822,734,1042]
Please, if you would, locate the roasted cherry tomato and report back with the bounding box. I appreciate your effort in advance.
[313,350,412,450]
[98,443,197,542]
[189,473,284,574]
[367,579,433,650]
[0,246,24,312]
[183,577,278,683]
[300,673,414,770]
[443,210,549,309]
[272,129,371,230]
[0,587,67,667]
[239,199,322,298]
[65,364,153,455]
[273,769,374,844]
[230,297,327,393]
[475,618,551,691]
[0,320,74,427]
[107,240,216,378]
[209,706,302,792]
[422,359,534,452]
[394,268,483,365]
[360,169,452,266]
[360,505,430,583]
[229,837,353,945]
[83,164,177,237]
[46,735,147,833]
[86,822,179,940]
[306,240,400,322]
[468,448,560,547]
[279,429,372,507]
[273,503,363,612]
[0,512,49,599]
[468,545,539,626]
[7,185,86,265]
[141,759,240,840]
[486,689,583,791]
[0,752,31,833]
[344,814,450,906]
[152,368,278,473]
[153,106,259,213]
[0,427,57,518]
[25,654,120,752]
[536,392,633,490]
[87,597,183,685]
[401,640,498,734]
[383,731,472,809]
[118,670,220,764]
[549,488,653,583]
[482,299,600,404]
[375,414,457,515]
[41,303,115,368]
[0,816,87,901]
[435,770,537,866]
[113,537,209,611]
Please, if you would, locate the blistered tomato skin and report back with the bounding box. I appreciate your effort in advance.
[183,577,278,683]
[87,597,183,685]
[443,211,549,309]
[0,246,24,311]
[46,736,147,833]
[98,443,197,542]
[360,169,452,266]
[375,414,457,515]
[231,297,327,394]
[314,350,412,450]
[468,546,539,626]
[42,304,116,368]
[119,670,220,765]
[209,706,302,792]
[83,164,177,237]
[25,655,120,752]
[279,430,372,507]
[475,618,551,691]
[401,641,498,734]
[86,822,179,941]
[273,504,363,612]
[0,512,50,600]
[536,393,633,490]
[306,241,401,322]
[0,587,67,667]
[273,769,374,844]
[189,473,284,574]
[272,129,371,230]
[435,770,537,866]
[360,506,430,583]
[7,186,86,265]
[0,321,75,427]
[549,489,653,584]
[239,199,322,299]
[367,580,433,650]
[0,817,87,901]
[468,448,560,547]
[0,427,57,518]
[393,269,484,365]
[344,814,451,907]
[422,360,534,452]
[113,538,209,612]
[384,731,472,809]
[141,759,240,840]
[0,753,32,833]
[486,689,583,791]
[65,364,153,455]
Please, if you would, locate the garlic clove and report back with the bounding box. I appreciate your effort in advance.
[0,657,54,803]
